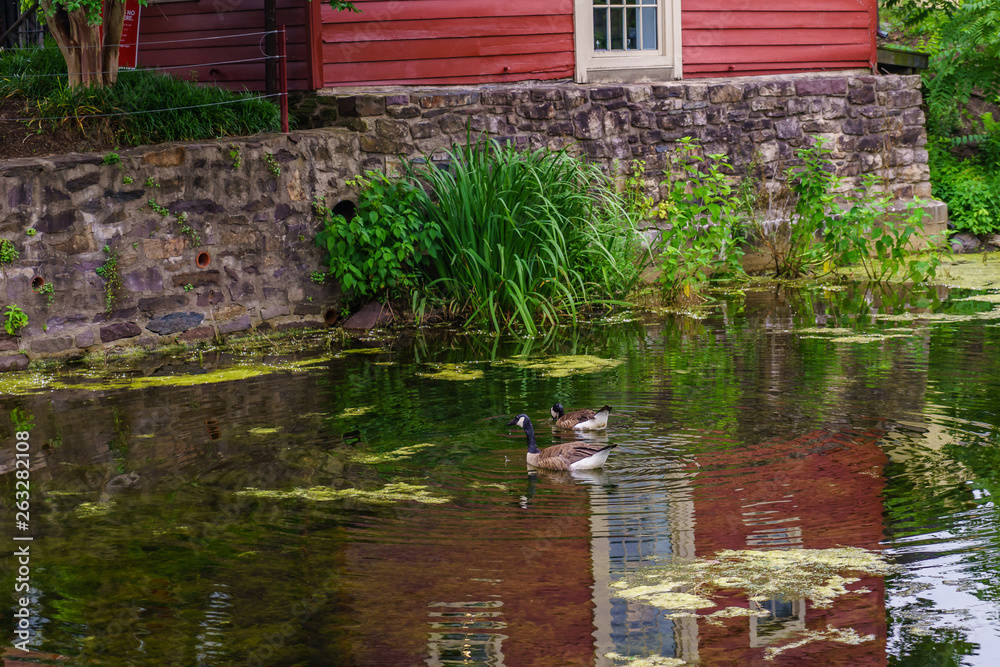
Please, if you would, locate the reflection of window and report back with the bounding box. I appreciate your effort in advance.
[593,0,658,52]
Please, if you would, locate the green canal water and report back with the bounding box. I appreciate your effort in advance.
[2,275,1000,666]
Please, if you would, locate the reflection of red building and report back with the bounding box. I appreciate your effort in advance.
[692,428,889,666]
[340,472,597,666]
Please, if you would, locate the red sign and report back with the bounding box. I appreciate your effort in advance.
[119,0,142,70]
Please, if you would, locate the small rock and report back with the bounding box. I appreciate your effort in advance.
[950,232,982,254]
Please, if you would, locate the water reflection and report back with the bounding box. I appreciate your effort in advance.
[1,281,1000,665]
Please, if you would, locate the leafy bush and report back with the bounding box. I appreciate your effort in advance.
[406,138,643,334]
[315,172,442,299]
[929,137,1000,235]
[655,139,746,300]
[0,43,280,145]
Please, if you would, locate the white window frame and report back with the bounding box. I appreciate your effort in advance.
[574,0,683,83]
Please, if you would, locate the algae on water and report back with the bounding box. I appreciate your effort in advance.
[415,363,483,381]
[605,654,688,666]
[349,443,435,464]
[236,482,448,505]
[498,354,623,378]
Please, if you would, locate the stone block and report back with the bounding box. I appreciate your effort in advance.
[138,294,189,312]
[93,307,139,324]
[141,146,186,166]
[143,238,188,259]
[337,95,385,117]
[0,335,19,351]
[573,108,604,140]
[54,233,97,254]
[30,336,74,354]
[418,92,478,108]
[124,268,164,293]
[848,84,876,105]
[0,354,29,372]
[887,89,922,108]
[36,210,76,234]
[100,322,142,343]
[795,78,847,96]
[708,83,744,104]
[591,86,624,101]
[66,172,100,193]
[75,328,94,348]
[775,118,802,140]
[757,81,795,97]
[145,312,205,335]
[517,103,559,120]
[387,104,421,119]
[217,314,251,334]
[410,122,439,139]
[172,271,220,287]
[179,326,215,341]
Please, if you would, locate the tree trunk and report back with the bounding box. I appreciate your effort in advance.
[101,0,126,86]
[39,0,127,88]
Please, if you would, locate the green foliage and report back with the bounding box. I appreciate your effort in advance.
[175,212,201,246]
[229,143,242,170]
[655,138,745,300]
[315,171,440,300]
[147,198,170,216]
[0,45,280,146]
[780,139,840,278]
[407,137,643,334]
[263,152,281,177]
[95,245,123,313]
[929,136,1000,235]
[9,407,34,432]
[310,271,327,284]
[183,283,194,292]
[3,304,28,336]
[34,281,55,305]
[885,0,1000,135]
[0,239,19,264]
[102,152,121,165]
[25,228,37,236]
[123,176,134,185]
[825,175,941,283]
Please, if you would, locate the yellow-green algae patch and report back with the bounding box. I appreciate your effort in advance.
[337,406,372,418]
[605,654,688,666]
[350,443,436,464]
[236,482,448,504]
[415,363,483,381]
[0,371,56,394]
[929,254,1000,290]
[613,547,898,611]
[498,354,623,378]
[50,358,327,391]
[826,333,915,343]
[763,625,876,661]
[795,327,855,335]
[248,427,281,436]
[342,347,389,355]
[75,501,117,518]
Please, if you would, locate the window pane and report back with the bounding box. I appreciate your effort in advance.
[608,0,623,4]
[641,6,657,50]
[641,0,656,4]
[593,0,607,5]
[610,7,624,49]
[627,7,637,49]
[594,8,608,50]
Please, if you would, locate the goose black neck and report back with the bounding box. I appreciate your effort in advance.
[522,418,540,454]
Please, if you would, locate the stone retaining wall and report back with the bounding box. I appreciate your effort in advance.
[293,72,932,199]
[0,71,939,370]
[0,130,360,370]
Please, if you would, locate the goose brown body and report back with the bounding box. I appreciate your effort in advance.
[550,403,612,430]
[508,413,616,470]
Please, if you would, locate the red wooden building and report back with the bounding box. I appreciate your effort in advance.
[134,0,877,91]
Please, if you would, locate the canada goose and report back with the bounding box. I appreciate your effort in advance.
[550,403,612,430]
[508,413,617,470]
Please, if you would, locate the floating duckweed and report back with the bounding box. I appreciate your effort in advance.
[416,363,483,381]
[236,482,448,504]
[605,653,687,667]
[343,348,388,355]
[75,501,116,518]
[827,333,914,343]
[499,354,623,378]
[613,547,898,613]
[875,309,1000,323]
[470,481,510,491]
[763,625,876,661]
[51,358,324,391]
[796,327,855,335]
[350,443,435,464]
[338,406,372,418]
[248,427,281,436]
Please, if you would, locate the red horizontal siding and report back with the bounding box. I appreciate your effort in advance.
[681,0,875,78]
[135,0,310,92]
[320,0,574,87]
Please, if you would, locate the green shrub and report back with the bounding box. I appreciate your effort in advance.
[0,43,280,146]
[406,138,643,334]
[930,137,1000,235]
[655,139,746,299]
[315,172,442,300]
[3,305,27,336]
